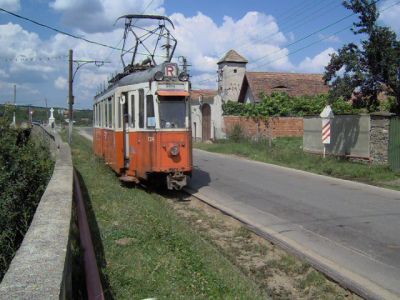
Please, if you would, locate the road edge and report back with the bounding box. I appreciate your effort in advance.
[193,148,400,196]
[184,187,398,300]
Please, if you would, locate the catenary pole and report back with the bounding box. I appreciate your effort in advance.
[68,49,73,144]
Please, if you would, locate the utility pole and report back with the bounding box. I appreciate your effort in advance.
[12,84,16,126]
[67,49,108,144]
[68,49,73,144]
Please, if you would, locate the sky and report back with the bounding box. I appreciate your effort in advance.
[0,0,400,109]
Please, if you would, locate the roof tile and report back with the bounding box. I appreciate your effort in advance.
[242,71,329,101]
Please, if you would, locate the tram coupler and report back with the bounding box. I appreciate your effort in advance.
[167,172,187,190]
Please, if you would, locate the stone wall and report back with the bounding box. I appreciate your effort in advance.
[223,116,303,139]
[370,113,393,164]
[0,125,73,299]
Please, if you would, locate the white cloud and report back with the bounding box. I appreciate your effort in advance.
[0,81,39,100]
[190,72,217,90]
[1,5,329,107]
[0,0,20,12]
[170,11,291,75]
[0,69,9,78]
[297,47,336,73]
[49,0,165,33]
[379,0,400,34]
[0,22,59,75]
[54,76,67,89]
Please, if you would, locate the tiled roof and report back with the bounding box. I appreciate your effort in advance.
[217,49,248,64]
[190,89,218,101]
[240,71,329,101]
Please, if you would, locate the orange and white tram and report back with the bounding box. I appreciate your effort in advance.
[92,62,192,189]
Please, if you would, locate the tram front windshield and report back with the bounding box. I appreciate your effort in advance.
[159,96,187,129]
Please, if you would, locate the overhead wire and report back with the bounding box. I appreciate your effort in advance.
[250,0,400,70]
[232,1,343,57]
[196,0,383,86]
[0,6,164,58]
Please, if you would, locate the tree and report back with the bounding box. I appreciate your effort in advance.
[324,0,400,113]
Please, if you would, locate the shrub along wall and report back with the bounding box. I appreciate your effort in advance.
[0,115,53,281]
[222,93,362,118]
[221,93,363,140]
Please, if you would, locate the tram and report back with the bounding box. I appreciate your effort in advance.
[92,15,192,190]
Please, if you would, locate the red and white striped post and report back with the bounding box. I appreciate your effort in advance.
[320,105,334,158]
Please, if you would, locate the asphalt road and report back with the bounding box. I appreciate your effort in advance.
[79,127,400,298]
[188,149,400,299]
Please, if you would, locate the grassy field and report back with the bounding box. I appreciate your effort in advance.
[194,137,400,189]
[69,132,266,299]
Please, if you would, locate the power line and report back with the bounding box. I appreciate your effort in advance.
[0,54,68,63]
[272,0,317,22]
[249,1,380,66]
[250,0,400,70]
[0,6,163,58]
[196,0,383,86]
[253,25,353,70]
[232,1,342,57]
[277,0,330,26]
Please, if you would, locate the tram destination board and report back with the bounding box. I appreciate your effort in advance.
[158,83,185,90]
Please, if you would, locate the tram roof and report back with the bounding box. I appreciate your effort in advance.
[94,62,180,100]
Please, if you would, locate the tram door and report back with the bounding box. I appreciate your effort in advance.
[122,93,129,168]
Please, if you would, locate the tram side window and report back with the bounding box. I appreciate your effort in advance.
[101,102,104,127]
[117,97,121,129]
[105,100,108,128]
[108,98,112,129]
[139,89,144,129]
[130,94,135,128]
[96,103,99,127]
[98,103,101,127]
[146,95,155,128]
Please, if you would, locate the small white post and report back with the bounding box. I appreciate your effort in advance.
[320,105,334,159]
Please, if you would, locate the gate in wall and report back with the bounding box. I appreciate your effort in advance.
[389,117,400,171]
[202,103,211,141]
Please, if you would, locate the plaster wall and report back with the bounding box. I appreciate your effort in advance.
[218,62,246,102]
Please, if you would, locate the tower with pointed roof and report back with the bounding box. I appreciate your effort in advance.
[217,49,248,102]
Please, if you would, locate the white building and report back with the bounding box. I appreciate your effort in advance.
[190,49,328,141]
[191,49,247,141]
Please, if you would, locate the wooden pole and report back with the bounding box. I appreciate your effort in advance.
[68,49,73,144]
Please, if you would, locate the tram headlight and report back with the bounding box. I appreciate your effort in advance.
[178,72,189,81]
[154,71,164,81]
[169,144,180,156]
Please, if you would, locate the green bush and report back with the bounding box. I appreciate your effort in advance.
[0,108,53,281]
[222,92,362,117]
[228,123,245,143]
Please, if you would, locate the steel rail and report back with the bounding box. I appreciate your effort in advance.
[73,169,105,300]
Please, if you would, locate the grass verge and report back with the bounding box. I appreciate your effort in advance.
[69,132,266,299]
[194,137,400,189]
